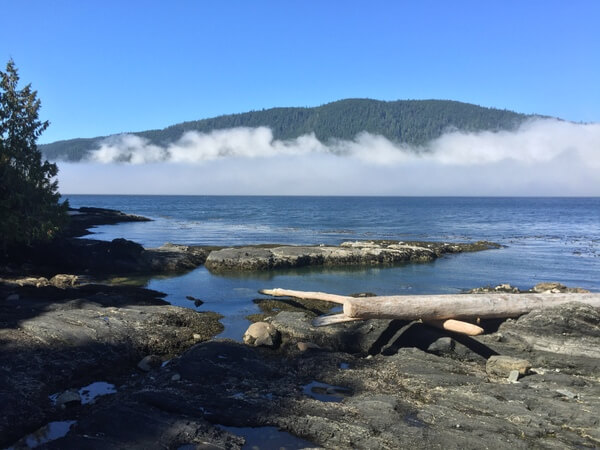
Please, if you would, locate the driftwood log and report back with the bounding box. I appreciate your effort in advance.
[258,288,485,335]
[259,288,600,335]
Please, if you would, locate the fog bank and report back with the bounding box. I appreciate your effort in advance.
[58,119,600,195]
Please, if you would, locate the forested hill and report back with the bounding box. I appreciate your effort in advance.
[40,99,535,161]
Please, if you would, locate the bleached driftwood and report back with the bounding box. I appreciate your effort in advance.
[342,292,600,320]
[259,288,600,335]
[259,288,484,335]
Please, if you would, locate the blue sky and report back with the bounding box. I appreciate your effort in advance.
[2,0,599,144]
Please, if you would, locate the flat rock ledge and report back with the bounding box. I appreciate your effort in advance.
[0,281,223,447]
[18,300,600,449]
[205,240,500,272]
[65,206,151,238]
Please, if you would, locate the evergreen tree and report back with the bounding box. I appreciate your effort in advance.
[0,59,67,253]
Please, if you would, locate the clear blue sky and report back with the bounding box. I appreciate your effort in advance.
[1,0,599,144]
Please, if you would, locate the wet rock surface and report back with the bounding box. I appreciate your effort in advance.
[0,281,223,447]
[1,209,598,448]
[205,240,500,272]
[5,297,596,449]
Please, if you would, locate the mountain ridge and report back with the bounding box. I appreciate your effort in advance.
[40,98,541,162]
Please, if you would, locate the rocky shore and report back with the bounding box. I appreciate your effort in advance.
[5,288,598,449]
[1,207,598,449]
[204,240,500,272]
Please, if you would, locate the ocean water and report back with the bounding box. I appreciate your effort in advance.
[64,195,600,339]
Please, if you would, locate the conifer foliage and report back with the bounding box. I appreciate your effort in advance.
[0,60,67,252]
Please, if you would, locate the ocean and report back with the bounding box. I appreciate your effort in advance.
[64,195,600,339]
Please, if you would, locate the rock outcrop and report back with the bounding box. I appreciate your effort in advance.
[22,301,600,449]
[0,282,223,447]
[205,240,500,272]
[65,206,151,238]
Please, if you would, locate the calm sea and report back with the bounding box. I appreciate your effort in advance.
[64,195,600,339]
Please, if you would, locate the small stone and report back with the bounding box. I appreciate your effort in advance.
[171,373,181,381]
[49,274,80,288]
[137,354,162,372]
[243,322,281,348]
[494,283,519,293]
[297,341,321,352]
[507,370,520,383]
[55,389,81,408]
[532,282,566,293]
[5,293,19,301]
[192,333,202,340]
[486,355,532,377]
[556,389,577,399]
[185,296,204,306]
[493,333,504,342]
[427,337,456,355]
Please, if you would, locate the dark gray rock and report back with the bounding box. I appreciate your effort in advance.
[55,389,82,408]
[496,302,600,363]
[0,282,223,448]
[45,401,244,449]
[137,355,163,372]
[269,310,400,354]
[65,206,151,238]
[427,336,456,355]
[11,303,600,450]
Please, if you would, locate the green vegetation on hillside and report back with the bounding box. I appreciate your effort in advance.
[40,99,534,161]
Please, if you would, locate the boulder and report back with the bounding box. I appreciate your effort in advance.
[243,322,281,348]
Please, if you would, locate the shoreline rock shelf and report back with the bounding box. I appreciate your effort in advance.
[2,207,599,448]
[205,240,501,272]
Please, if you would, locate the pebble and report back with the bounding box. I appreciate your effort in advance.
[507,370,520,383]
[297,341,321,352]
[556,389,577,399]
[5,293,19,301]
[56,390,81,408]
[427,337,455,355]
[171,373,181,382]
[137,355,162,372]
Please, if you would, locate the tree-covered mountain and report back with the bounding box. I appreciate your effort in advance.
[40,99,536,161]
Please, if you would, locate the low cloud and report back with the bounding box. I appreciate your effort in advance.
[58,118,600,195]
[88,118,600,169]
